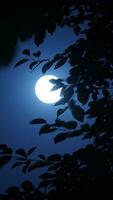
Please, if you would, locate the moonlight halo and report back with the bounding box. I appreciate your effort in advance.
[35,75,61,104]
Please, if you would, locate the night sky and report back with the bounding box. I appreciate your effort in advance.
[0,26,90,193]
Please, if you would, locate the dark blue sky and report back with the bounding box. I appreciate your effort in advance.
[0,27,90,193]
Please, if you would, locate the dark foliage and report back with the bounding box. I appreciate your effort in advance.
[1,0,113,198]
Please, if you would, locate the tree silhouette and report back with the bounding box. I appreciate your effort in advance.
[0,0,113,198]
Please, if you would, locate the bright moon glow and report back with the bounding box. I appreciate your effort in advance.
[35,75,61,104]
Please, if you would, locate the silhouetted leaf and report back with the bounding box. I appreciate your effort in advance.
[47,23,56,34]
[48,164,61,171]
[63,154,72,162]
[69,130,82,138]
[54,132,68,143]
[40,172,54,179]
[54,98,66,106]
[38,154,46,160]
[5,187,20,195]
[69,100,84,122]
[64,121,77,129]
[55,119,65,127]
[22,49,30,56]
[53,54,63,62]
[27,147,37,155]
[102,89,110,97]
[14,59,29,67]
[74,26,81,35]
[0,144,7,150]
[21,181,34,191]
[57,106,68,117]
[28,163,39,172]
[77,86,89,104]
[30,118,47,124]
[0,156,11,168]
[29,61,38,69]
[42,61,53,73]
[4,148,12,154]
[15,149,27,157]
[32,51,41,57]
[55,119,77,129]
[64,6,70,16]
[54,57,68,69]
[63,86,74,101]
[39,124,56,135]
[0,145,12,154]
[49,78,63,85]
[34,31,46,47]
[51,82,63,91]
[38,180,50,188]
[28,160,45,172]
[81,124,89,131]
[48,154,61,161]
[12,162,23,168]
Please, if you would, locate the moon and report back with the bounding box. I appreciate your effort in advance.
[35,75,62,104]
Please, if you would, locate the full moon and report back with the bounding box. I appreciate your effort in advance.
[35,75,62,104]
